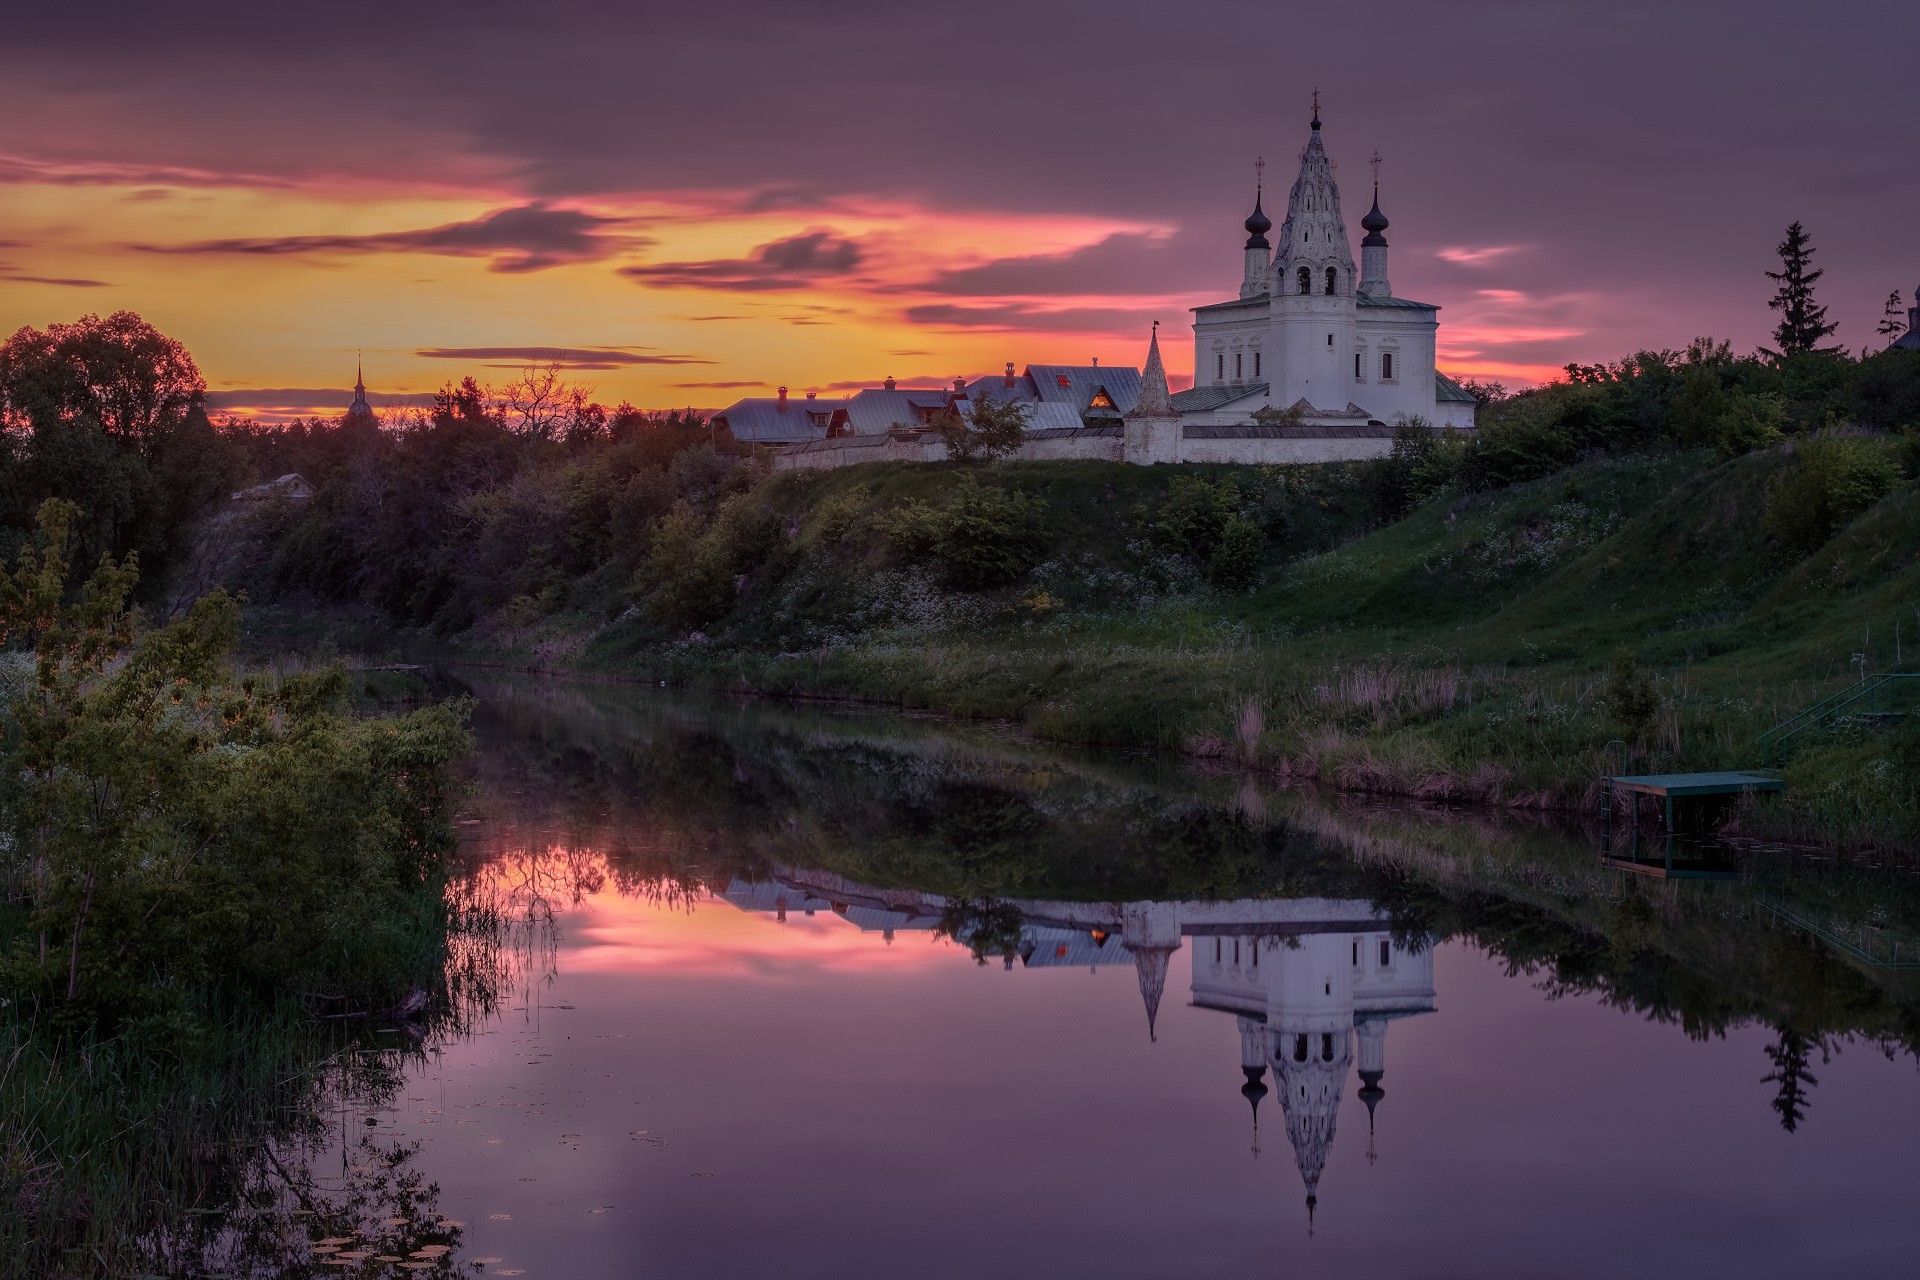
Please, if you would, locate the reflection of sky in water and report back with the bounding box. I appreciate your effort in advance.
[318,852,1920,1278]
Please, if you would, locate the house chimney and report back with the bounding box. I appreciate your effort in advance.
[1092,356,1099,367]
[805,389,817,400]
[953,375,966,391]
[884,375,897,390]
[1003,361,1016,389]
[777,385,788,409]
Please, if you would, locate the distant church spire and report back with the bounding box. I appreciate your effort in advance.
[347,354,372,418]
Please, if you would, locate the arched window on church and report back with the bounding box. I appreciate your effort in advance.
[1321,1033,1335,1062]
[1297,265,1312,295]
[1253,351,1261,377]
[1293,1036,1308,1063]
[1234,352,1243,380]
[1216,353,1225,382]
[1325,267,1338,295]
[1381,352,1396,381]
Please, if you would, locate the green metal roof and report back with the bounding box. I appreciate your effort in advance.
[1171,382,1267,412]
[1356,294,1438,310]
[1434,371,1477,403]
[1192,294,1269,313]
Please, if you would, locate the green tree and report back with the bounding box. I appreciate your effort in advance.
[935,392,1031,462]
[1153,476,1239,559]
[1207,514,1264,589]
[879,477,1048,589]
[1762,435,1902,550]
[1765,222,1840,357]
[1605,647,1660,744]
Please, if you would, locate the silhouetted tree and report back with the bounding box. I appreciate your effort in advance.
[1765,222,1840,357]
[1878,289,1907,341]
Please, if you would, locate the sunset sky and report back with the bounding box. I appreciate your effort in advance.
[2,0,1914,421]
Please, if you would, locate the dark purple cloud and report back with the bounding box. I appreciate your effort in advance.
[414,346,712,370]
[905,302,1156,336]
[920,233,1201,297]
[623,230,865,292]
[135,205,637,273]
[0,268,110,287]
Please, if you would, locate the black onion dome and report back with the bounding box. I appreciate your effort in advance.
[1244,190,1271,249]
[1361,187,1389,246]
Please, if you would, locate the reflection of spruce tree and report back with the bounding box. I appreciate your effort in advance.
[1761,1028,1822,1133]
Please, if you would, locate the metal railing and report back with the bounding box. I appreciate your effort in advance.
[1758,673,1920,766]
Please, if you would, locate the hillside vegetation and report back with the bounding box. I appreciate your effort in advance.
[220,370,1920,848]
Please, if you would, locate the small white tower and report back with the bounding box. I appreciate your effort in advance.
[1358,154,1392,300]
[1123,323,1181,465]
[1240,164,1272,300]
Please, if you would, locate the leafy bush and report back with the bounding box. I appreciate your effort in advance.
[1605,647,1660,744]
[0,500,470,1037]
[1153,476,1239,558]
[1762,435,1902,550]
[1207,514,1265,589]
[879,477,1048,589]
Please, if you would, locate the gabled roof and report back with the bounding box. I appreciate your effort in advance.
[1028,364,1143,414]
[1434,371,1477,403]
[711,396,849,443]
[1892,327,1920,352]
[1171,381,1268,413]
[962,364,1143,416]
[841,387,950,434]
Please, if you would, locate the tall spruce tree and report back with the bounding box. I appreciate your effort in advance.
[1878,288,1907,340]
[1764,221,1840,357]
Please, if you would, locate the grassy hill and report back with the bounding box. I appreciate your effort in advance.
[223,438,1920,849]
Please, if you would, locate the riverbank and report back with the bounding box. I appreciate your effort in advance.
[232,445,1920,852]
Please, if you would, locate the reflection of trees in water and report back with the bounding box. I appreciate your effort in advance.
[140,1054,467,1276]
[937,899,1028,967]
[452,675,1920,1137]
[1762,1029,1827,1133]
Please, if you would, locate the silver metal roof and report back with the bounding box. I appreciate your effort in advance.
[711,395,848,443]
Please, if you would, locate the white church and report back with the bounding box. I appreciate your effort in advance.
[759,103,1477,471]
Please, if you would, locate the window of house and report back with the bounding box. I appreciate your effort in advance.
[1234,353,1243,379]
[1325,267,1337,295]
[1298,265,1312,294]
[1253,351,1261,377]
[1216,353,1225,380]
[1354,353,1363,380]
[1352,939,1359,965]
[1088,388,1115,409]
[1326,333,1333,346]
[1233,940,1241,964]
[1382,352,1395,380]
[1215,938,1222,962]
[1379,939,1391,966]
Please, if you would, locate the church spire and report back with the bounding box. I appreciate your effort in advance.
[1129,322,1175,419]
[1274,94,1355,297]
[347,354,372,418]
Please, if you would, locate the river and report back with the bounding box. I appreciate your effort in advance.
[279,675,1920,1278]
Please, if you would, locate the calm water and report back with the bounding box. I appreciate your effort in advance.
[294,678,1920,1278]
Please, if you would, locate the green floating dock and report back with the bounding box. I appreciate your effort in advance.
[1604,771,1785,799]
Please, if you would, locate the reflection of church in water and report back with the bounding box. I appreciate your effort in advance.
[722,870,1436,1225]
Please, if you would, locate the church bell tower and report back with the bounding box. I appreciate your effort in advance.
[1268,96,1358,414]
